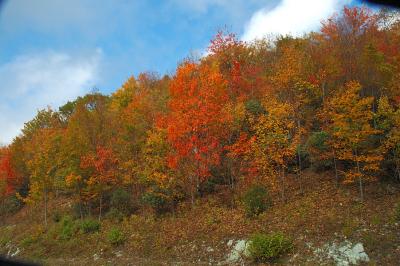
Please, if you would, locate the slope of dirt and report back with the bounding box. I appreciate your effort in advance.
[1,170,400,265]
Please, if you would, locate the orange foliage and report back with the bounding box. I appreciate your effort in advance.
[166,61,231,181]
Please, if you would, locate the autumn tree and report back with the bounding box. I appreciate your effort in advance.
[250,98,298,202]
[322,81,382,201]
[270,37,320,192]
[25,127,63,226]
[80,145,119,220]
[61,93,113,217]
[166,61,231,204]
[111,73,170,200]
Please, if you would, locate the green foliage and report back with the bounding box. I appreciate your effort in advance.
[248,232,293,262]
[52,211,62,223]
[0,194,22,216]
[245,99,265,116]
[306,131,329,150]
[58,215,76,240]
[79,219,100,234]
[142,190,170,215]
[394,203,400,221]
[199,175,224,195]
[107,227,125,246]
[110,188,132,215]
[242,185,270,217]
[106,207,125,222]
[342,218,360,238]
[20,236,37,247]
[71,202,89,220]
[306,131,332,170]
[0,226,13,247]
[296,144,309,169]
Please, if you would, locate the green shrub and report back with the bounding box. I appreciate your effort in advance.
[107,227,125,246]
[142,190,170,215]
[110,188,132,215]
[0,194,22,216]
[52,211,62,223]
[106,207,125,222]
[242,185,270,217]
[20,236,37,247]
[248,232,293,262]
[58,215,76,240]
[245,99,265,116]
[71,201,89,220]
[394,203,400,221]
[305,131,332,170]
[199,178,217,195]
[80,218,100,234]
[0,226,13,247]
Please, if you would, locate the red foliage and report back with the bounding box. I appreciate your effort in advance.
[226,133,258,181]
[0,148,18,196]
[208,31,242,55]
[80,146,119,186]
[321,6,377,40]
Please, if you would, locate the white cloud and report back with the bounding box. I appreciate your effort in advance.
[0,49,102,144]
[241,0,351,41]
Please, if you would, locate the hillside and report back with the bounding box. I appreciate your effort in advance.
[1,170,400,265]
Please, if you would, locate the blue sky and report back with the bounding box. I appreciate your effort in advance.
[0,0,371,144]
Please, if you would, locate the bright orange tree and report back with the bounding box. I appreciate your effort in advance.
[166,61,231,203]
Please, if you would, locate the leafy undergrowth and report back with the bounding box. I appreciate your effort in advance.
[1,170,400,265]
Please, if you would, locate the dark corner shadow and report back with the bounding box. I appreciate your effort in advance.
[365,0,400,8]
[0,257,40,266]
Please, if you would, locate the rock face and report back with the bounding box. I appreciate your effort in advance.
[313,240,369,266]
[5,242,20,258]
[226,239,251,263]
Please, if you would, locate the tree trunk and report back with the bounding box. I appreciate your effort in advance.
[228,158,234,189]
[44,188,48,228]
[98,194,103,221]
[297,119,303,194]
[190,175,195,207]
[333,150,339,188]
[77,183,84,220]
[355,149,364,202]
[372,100,377,129]
[281,166,285,203]
[196,174,200,197]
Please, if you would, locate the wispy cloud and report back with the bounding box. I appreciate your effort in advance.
[0,49,102,144]
[241,0,351,41]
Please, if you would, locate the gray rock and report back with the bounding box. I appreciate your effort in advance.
[313,240,369,266]
[93,254,100,261]
[226,239,251,263]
